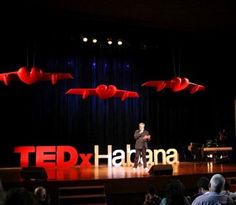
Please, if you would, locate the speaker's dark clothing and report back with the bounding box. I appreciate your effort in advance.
[134,129,149,168]
[134,130,149,149]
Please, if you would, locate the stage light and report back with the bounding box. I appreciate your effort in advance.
[107,39,112,45]
[82,37,88,42]
[117,40,123,46]
[92,38,97,43]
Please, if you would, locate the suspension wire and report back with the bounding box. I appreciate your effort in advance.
[172,47,176,76]
[178,48,182,76]
[33,42,36,67]
[26,47,29,68]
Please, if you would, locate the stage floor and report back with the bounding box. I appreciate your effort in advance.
[1,161,236,182]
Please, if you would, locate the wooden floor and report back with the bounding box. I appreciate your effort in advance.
[1,161,236,182]
[49,161,236,180]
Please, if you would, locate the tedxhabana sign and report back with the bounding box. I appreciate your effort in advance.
[14,145,179,168]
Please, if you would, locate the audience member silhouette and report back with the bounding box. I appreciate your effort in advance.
[192,177,209,200]
[4,187,37,205]
[221,180,236,201]
[160,179,190,205]
[192,174,234,205]
[0,180,5,205]
[143,185,161,205]
[34,186,50,205]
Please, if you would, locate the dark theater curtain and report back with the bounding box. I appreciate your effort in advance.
[1,26,236,166]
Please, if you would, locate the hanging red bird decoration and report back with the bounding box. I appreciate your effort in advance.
[0,66,73,85]
[66,84,139,101]
[142,77,205,94]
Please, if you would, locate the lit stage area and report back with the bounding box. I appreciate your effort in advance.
[1,162,236,205]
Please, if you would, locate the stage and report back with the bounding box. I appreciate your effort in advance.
[1,162,236,205]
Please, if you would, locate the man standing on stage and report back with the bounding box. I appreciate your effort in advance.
[133,122,151,172]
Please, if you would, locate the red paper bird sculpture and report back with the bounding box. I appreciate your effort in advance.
[66,84,139,101]
[0,66,73,85]
[142,77,205,94]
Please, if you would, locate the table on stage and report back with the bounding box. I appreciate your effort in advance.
[202,146,233,162]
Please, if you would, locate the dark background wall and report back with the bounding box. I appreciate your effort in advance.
[0,3,236,166]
